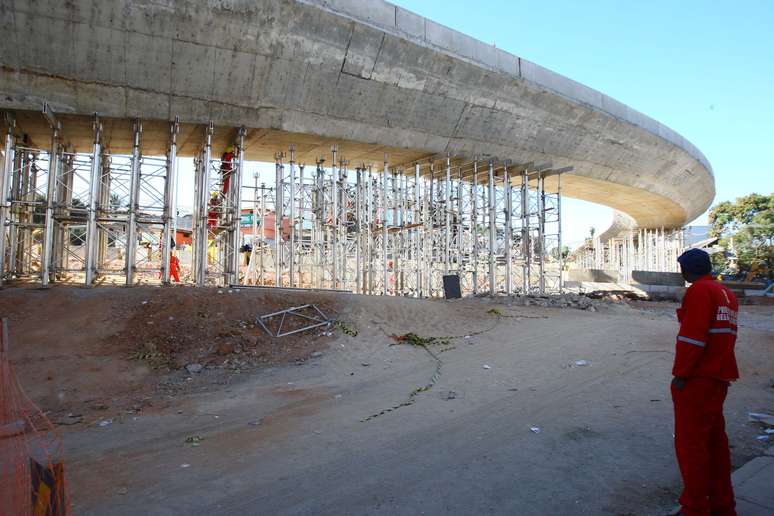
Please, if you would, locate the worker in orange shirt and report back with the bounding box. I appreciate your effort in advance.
[169,254,181,283]
[671,248,738,516]
[159,252,181,283]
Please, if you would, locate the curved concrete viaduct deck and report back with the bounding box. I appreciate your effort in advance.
[0,0,714,229]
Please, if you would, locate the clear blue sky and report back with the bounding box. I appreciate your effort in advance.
[390,0,774,247]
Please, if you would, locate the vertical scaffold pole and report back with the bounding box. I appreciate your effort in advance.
[444,155,451,275]
[162,117,179,285]
[427,163,434,296]
[227,127,244,285]
[537,170,545,294]
[288,145,296,288]
[341,160,349,290]
[0,116,14,287]
[355,166,362,294]
[41,105,60,287]
[414,162,422,297]
[274,152,284,287]
[84,115,102,286]
[504,162,512,296]
[521,169,529,293]
[125,119,142,286]
[330,146,338,289]
[382,154,389,295]
[472,160,478,295]
[557,172,563,293]
[297,163,305,286]
[487,160,496,296]
[366,165,374,295]
[195,123,213,287]
[456,166,463,275]
[259,182,266,284]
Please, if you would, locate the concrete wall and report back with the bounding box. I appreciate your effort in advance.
[567,269,619,283]
[631,271,685,287]
[0,0,715,228]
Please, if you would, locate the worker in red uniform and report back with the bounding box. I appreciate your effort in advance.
[220,146,234,196]
[671,248,738,516]
[169,254,181,283]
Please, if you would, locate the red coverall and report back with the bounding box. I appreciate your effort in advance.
[169,255,181,283]
[220,151,234,196]
[672,275,739,516]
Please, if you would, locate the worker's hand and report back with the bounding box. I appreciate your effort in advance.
[671,376,686,391]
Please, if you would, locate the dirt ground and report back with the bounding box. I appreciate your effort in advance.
[2,286,773,515]
[0,286,342,425]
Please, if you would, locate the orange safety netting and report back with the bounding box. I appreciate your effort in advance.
[0,318,68,515]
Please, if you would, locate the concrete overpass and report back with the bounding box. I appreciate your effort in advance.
[0,0,714,230]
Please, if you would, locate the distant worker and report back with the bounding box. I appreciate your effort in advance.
[169,254,181,283]
[207,191,220,229]
[221,146,234,196]
[671,248,738,516]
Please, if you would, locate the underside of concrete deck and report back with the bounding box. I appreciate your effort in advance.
[0,0,714,229]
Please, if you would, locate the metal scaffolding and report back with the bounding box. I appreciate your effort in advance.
[0,109,573,297]
[572,226,685,282]
[237,150,569,297]
[0,108,178,287]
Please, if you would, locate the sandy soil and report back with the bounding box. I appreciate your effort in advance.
[0,286,342,424]
[2,286,772,515]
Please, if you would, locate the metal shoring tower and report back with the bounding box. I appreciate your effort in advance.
[274,151,284,287]
[487,160,496,296]
[503,161,513,296]
[340,158,353,292]
[161,118,179,285]
[455,165,464,282]
[425,164,432,295]
[381,154,389,296]
[480,166,488,294]
[224,128,245,286]
[288,145,297,288]
[244,173,260,285]
[540,169,565,293]
[296,163,311,287]
[259,182,268,284]
[194,123,213,287]
[329,146,339,290]
[520,168,530,294]
[0,115,15,286]
[537,169,546,294]
[366,164,374,294]
[391,167,400,294]
[414,162,422,297]
[556,172,563,293]
[95,146,111,276]
[296,162,306,287]
[355,166,363,294]
[84,115,102,286]
[312,157,324,289]
[41,105,60,287]
[444,156,451,275]
[471,160,479,295]
[51,150,68,280]
[125,119,142,286]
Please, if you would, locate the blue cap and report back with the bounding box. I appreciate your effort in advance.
[677,248,712,276]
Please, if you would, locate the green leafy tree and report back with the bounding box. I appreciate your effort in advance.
[708,193,773,278]
[550,245,570,260]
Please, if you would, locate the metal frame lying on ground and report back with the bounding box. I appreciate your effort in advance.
[256,304,331,338]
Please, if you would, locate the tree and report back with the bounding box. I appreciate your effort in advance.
[589,226,596,239]
[550,245,570,260]
[708,193,773,278]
